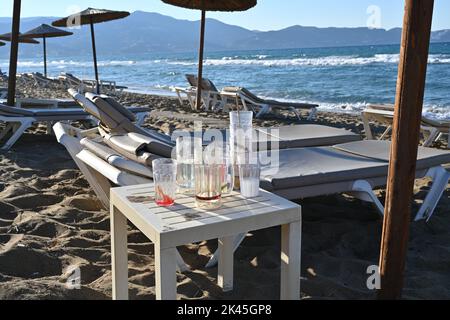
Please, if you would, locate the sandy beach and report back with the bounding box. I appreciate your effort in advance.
[0,79,449,300]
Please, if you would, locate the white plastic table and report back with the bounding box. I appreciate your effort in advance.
[110,183,302,300]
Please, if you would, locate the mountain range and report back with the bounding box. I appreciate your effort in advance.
[0,11,450,58]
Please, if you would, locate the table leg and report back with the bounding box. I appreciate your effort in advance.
[280,221,301,300]
[155,245,177,300]
[218,236,234,292]
[111,205,129,300]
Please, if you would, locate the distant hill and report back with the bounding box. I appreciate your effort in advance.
[0,11,449,58]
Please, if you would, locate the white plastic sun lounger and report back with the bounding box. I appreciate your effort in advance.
[69,89,361,151]
[206,140,450,267]
[53,122,188,272]
[54,121,450,270]
[0,104,94,150]
[0,101,150,150]
[175,74,224,111]
[221,86,319,121]
[362,104,450,148]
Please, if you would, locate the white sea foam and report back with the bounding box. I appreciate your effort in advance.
[167,54,450,67]
[255,95,450,120]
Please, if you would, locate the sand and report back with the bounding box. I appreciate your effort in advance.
[0,80,449,300]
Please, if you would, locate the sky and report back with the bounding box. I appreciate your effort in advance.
[1,0,450,31]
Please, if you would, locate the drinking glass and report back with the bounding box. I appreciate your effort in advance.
[176,136,194,195]
[203,142,234,195]
[195,164,224,209]
[152,159,177,207]
[229,111,254,165]
[239,164,261,198]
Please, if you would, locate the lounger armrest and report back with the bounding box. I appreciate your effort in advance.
[76,149,150,186]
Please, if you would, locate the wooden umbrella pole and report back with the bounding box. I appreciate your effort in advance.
[196,9,206,110]
[90,19,100,94]
[378,0,434,300]
[43,36,47,77]
[7,0,21,106]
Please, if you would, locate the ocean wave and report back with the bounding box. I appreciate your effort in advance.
[167,54,450,67]
[252,96,450,119]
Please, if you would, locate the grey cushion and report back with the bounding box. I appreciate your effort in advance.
[0,104,87,117]
[0,104,35,116]
[261,140,450,191]
[256,125,361,149]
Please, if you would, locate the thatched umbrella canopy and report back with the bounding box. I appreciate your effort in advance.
[22,24,73,77]
[52,8,130,93]
[0,32,40,44]
[162,0,257,110]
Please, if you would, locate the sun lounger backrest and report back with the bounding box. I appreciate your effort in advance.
[185,74,219,92]
[87,93,136,122]
[69,89,120,129]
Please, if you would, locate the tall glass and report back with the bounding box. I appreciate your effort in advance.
[152,159,177,207]
[176,136,194,195]
[195,164,224,210]
[229,111,254,190]
[176,136,202,195]
[230,111,254,165]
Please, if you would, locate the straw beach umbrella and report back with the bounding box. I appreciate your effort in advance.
[0,33,40,44]
[161,0,257,110]
[21,24,73,77]
[52,8,130,93]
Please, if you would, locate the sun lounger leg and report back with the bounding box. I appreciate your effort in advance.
[379,126,392,140]
[134,112,149,127]
[175,90,184,107]
[0,123,15,141]
[1,119,33,150]
[448,130,450,149]
[422,126,440,147]
[350,180,385,216]
[307,107,317,121]
[289,107,302,121]
[46,122,53,135]
[415,167,450,222]
[175,252,190,273]
[205,233,246,268]
[361,112,375,140]
[256,104,270,118]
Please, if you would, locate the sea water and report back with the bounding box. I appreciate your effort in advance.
[3,42,450,119]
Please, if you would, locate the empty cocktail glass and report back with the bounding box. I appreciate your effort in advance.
[153,159,177,207]
[195,164,224,209]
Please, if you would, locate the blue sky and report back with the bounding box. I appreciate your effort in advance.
[1,0,450,31]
